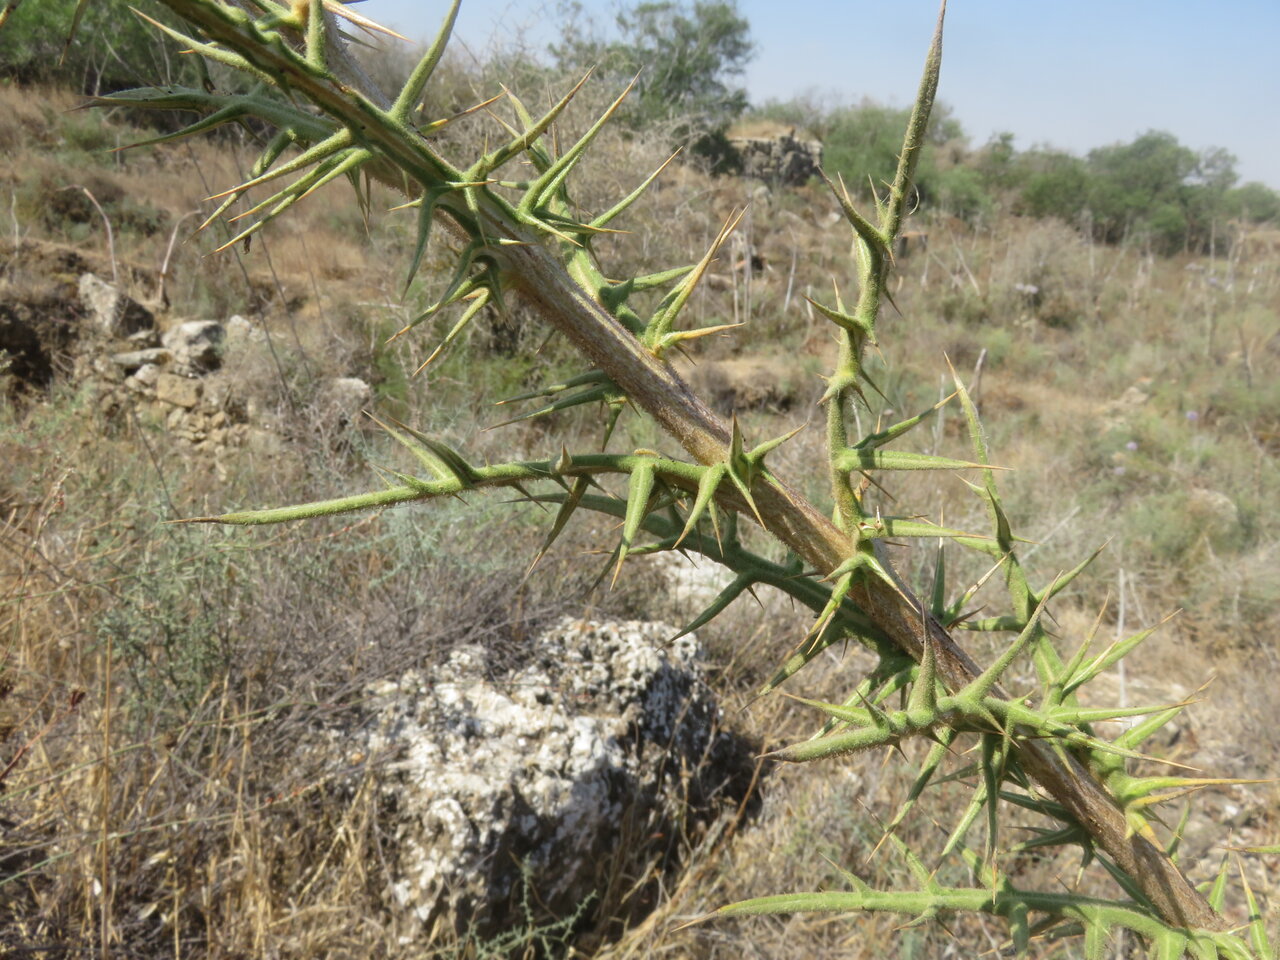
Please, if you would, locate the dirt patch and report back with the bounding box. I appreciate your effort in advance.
[686,355,807,415]
[0,238,157,390]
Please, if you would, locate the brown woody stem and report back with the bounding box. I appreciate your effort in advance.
[158,0,1223,932]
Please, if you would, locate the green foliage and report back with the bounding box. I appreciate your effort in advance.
[1016,147,1091,222]
[747,83,1277,247]
[551,0,753,152]
[1012,131,1279,253]
[0,0,198,91]
[1084,130,1200,249]
[1226,180,1280,222]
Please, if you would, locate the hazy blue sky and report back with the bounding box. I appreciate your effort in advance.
[362,0,1280,187]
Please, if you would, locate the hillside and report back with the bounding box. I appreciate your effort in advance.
[2,66,1277,959]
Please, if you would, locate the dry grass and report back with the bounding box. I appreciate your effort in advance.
[1,76,1276,958]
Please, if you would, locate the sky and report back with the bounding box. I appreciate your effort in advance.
[361,0,1280,188]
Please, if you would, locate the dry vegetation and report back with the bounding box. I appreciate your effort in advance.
[1,65,1277,958]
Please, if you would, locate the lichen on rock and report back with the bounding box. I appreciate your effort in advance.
[334,616,757,941]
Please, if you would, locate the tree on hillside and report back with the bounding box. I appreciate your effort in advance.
[1085,130,1198,250]
[1227,179,1280,223]
[551,0,753,154]
[1009,132,1277,253]
[1015,147,1091,223]
[0,0,196,92]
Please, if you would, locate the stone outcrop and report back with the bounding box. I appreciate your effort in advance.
[155,372,202,409]
[326,616,756,941]
[109,347,171,371]
[79,272,154,338]
[727,124,823,186]
[162,319,225,375]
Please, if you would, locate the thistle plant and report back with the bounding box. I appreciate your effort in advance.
[36,0,1274,954]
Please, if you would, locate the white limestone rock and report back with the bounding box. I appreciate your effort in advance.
[333,616,752,941]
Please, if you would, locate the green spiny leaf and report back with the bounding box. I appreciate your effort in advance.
[389,0,459,121]
[646,210,744,349]
[675,462,726,548]
[1064,614,1176,700]
[591,150,680,229]
[497,370,610,407]
[930,545,948,619]
[131,8,276,83]
[878,729,957,841]
[490,382,615,428]
[820,169,888,258]
[854,392,957,451]
[757,621,848,697]
[613,458,656,585]
[670,572,755,641]
[1207,854,1231,912]
[856,516,989,542]
[1239,855,1269,960]
[958,579,1053,702]
[804,291,875,339]
[524,73,638,212]
[833,448,991,472]
[413,286,491,374]
[906,631,940,722]
[214,147,371,253]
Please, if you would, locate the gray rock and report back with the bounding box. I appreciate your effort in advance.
[162,320,225,375]
[332,616,754,941]
[727,125,823,186]
[224,314,262,343]
[78,273,154,338]
[124,363,162,394]
[109,348,171,372]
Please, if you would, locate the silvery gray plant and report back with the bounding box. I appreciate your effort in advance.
[22,0,1272,954]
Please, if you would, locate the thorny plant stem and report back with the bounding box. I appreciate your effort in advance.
[153,0,1222,932]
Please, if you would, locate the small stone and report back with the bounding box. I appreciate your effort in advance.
[91,356,124,382]
[157,373,202,409]
[132,363,161,388]
[162,321,225,375]
[98,390,123,415]
[109,348,171,372]
[124,362,162,395]
[225,314,262,343]
[202,377,229,406]
[1187,488,1239,530]
[209,410,228,429]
